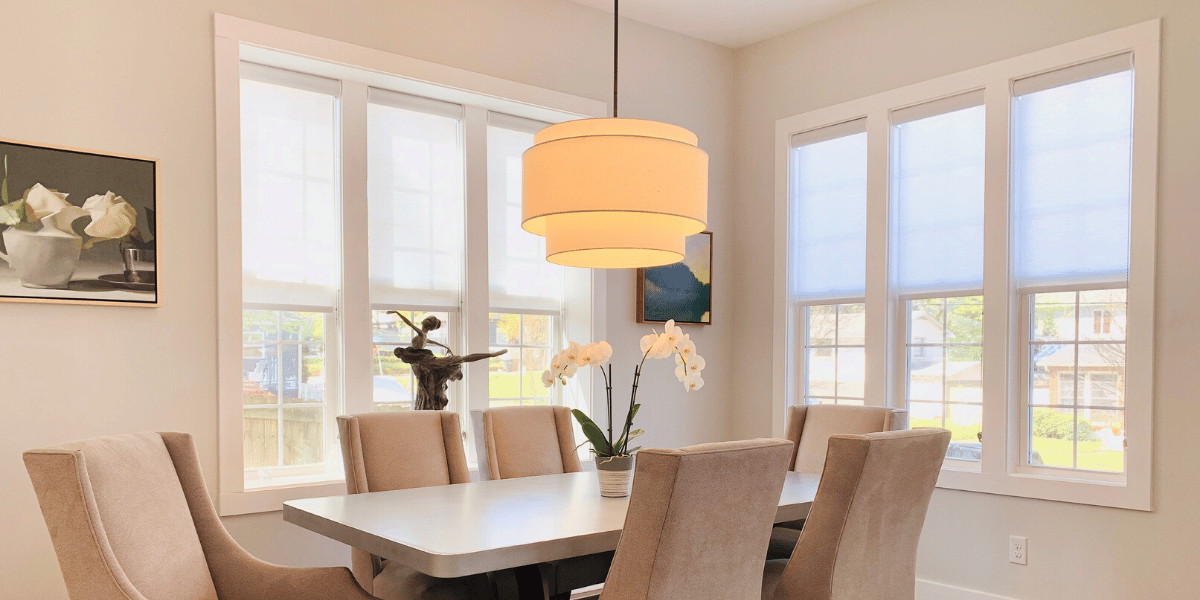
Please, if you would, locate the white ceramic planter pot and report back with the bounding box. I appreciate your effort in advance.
[596,455,634,498]
[0,228,82,289]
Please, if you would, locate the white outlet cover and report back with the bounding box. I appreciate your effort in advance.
[1009,535,1028,565]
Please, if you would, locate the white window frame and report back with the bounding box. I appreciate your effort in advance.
[772,20,1159,510]
[215,14,607,516]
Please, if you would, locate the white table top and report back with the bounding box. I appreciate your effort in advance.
[283,470,820,578]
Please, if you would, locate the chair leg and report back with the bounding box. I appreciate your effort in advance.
[514,564,548,600]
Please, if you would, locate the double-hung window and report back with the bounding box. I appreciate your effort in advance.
[239,66,342,488]
[1013,56,1135,476]
[891,93,986,460]
[788,120,868,406]
[487,116,566,408]
[367,91,465,411]
[215,16,606,515]
[774,20,1158,509]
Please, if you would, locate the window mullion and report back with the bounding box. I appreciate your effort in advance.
[340,81,373,417]
[863,110,892,408]
[981,77,1013,478]
[463,106,491,420]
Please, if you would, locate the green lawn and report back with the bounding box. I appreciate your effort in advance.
[489,371,549,399]
[1030,437,1123,472]
[912,418,1123,472]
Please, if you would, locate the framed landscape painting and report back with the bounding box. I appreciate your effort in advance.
[0,139,158,306]
[637,231,712,325]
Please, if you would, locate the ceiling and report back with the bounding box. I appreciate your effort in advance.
[566,0,880,48]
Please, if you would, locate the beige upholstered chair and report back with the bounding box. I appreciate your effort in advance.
[470,406,581,481]
[766,404,907,560]
[470,406,595,600]
[24,432,375,600]
[761,429,951,600]
[598,438,794,600]
[338,412,489,600]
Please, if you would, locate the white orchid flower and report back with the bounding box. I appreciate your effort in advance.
[674,364,687,382]
[551,352,566,375]
[564,341,583,366]
[677,338,697,359]
[649,332,674,359]
[687,354,706,374]
[541,370,556,388]
[81,192,137,249]
[560,361,578,379]
[587,341,613,366]
[662,319,684,348]
[684,372,705,392]
[640,333,659,355]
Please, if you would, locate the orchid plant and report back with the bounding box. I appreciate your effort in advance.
[0,156,143,249]
[542,319,705,459]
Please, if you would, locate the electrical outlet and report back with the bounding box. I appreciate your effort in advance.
[1009,535,1027,565]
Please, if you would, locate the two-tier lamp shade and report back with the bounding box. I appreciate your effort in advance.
[522,118,709,269]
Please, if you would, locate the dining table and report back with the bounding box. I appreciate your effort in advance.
[284,470,820,599]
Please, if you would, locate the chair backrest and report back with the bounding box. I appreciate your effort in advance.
[599,438,794,600]
[338,410,472,592]
[24,432,219,600]
[785,404,908,474]
[776,429,951,600]
[338,410,471,494]
[470,406,582,480]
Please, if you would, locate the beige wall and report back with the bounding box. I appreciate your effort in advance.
[0,1,734,597]
[731,0,1200,598]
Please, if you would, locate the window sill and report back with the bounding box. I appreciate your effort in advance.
[220,479,346,517]
[935,468,1150,511]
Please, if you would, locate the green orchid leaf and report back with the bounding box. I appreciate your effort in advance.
[571,409,613,456]
[614,403,642,453]
[626,446,641,454]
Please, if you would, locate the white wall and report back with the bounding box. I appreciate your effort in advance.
[0,1,734,597]
[731,0,1200,598]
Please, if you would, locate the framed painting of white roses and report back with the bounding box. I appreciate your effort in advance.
[0,139,158,306]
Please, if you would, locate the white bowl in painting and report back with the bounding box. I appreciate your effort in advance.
[0,227,83,289]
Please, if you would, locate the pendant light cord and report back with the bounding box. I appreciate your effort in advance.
[613,0,619,118]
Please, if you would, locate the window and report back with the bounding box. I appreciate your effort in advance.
[890,95,986,460]
[486,116,566,408]
[216,17,606,514]
[1014,57,1134,478]
[773,20,1158,509]
[367,91,465,411]
[788,120,868,407]
[239,67,342,488]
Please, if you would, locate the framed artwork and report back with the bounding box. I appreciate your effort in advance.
[637,231,712,325]
[0,139,158,306]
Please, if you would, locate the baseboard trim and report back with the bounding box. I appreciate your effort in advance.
[917,579,1020,600]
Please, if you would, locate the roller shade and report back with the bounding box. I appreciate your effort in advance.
[1012,57,1134,288]
[789,119,868,302]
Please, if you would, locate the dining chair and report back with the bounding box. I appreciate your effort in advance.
[761,428,951,600]
[766,404,907,560]
[470,406,599,600]
[470,406,581,481]
[338,412,490,600]
[597,438,794,600]
[24,432,376,600]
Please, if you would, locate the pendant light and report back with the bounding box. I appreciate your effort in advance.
[521,0,709,269]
